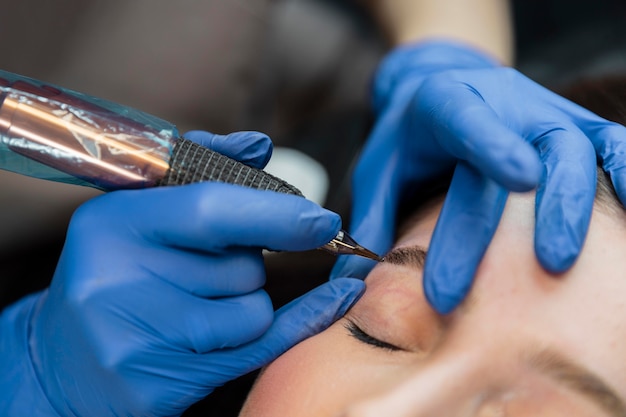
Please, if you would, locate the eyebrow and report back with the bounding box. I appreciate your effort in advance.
[525,347,626,417]
[383,245,427,269]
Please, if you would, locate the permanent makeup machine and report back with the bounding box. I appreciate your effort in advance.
[0,70,381,261]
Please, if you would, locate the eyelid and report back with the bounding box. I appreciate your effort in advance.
[344,319,405,352]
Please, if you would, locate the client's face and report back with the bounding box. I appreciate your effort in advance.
[239,192,626,416]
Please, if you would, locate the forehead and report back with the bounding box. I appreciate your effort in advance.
[380,191,626,395]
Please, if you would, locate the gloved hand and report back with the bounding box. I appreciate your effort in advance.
[0,131,365,416]
[331,40,626,313]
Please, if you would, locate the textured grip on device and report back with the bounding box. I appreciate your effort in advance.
[159,137,304,196]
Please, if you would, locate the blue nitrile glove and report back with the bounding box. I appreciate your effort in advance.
[0,130,365,417]
[331,40,626,313]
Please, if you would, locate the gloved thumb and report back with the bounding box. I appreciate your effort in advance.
[423,163,508,313]
[199,278,365,380]
[330,124,402,279]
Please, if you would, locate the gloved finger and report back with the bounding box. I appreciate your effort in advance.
[551,96,626,206]
[185,289,275,353]
[191,278,365,382]
[140,247,266,297]
[582,121,626,206]
[183,130,273,169]
[424,163,508,314]
[533,125,597,273]
[330,124,402,280]
[418,75,542,192]
[138,288,275,354]
[88,182,340,252]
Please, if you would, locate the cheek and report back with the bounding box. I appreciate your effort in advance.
[239,323,411,417]
[240,325,358,416]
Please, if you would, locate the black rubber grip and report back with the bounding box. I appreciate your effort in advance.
[159,137,304,196]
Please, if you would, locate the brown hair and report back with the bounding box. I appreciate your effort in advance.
[561,76,626,217]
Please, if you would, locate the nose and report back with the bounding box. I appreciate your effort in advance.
[336,348,494,417]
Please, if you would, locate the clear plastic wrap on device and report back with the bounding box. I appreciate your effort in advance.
[0,70,178,190]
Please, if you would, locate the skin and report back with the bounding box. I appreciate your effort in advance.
[361,0,514,64]
[239,192,626,416]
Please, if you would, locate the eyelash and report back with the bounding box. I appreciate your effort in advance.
[344,320,403,352]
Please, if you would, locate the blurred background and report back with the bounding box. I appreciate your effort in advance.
[0,0,625,415]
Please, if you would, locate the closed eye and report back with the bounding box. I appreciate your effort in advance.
[344,319,404,352]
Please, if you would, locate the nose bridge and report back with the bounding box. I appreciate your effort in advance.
[347,347,494,417]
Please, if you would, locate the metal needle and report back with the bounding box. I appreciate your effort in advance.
[320,230,383,261]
